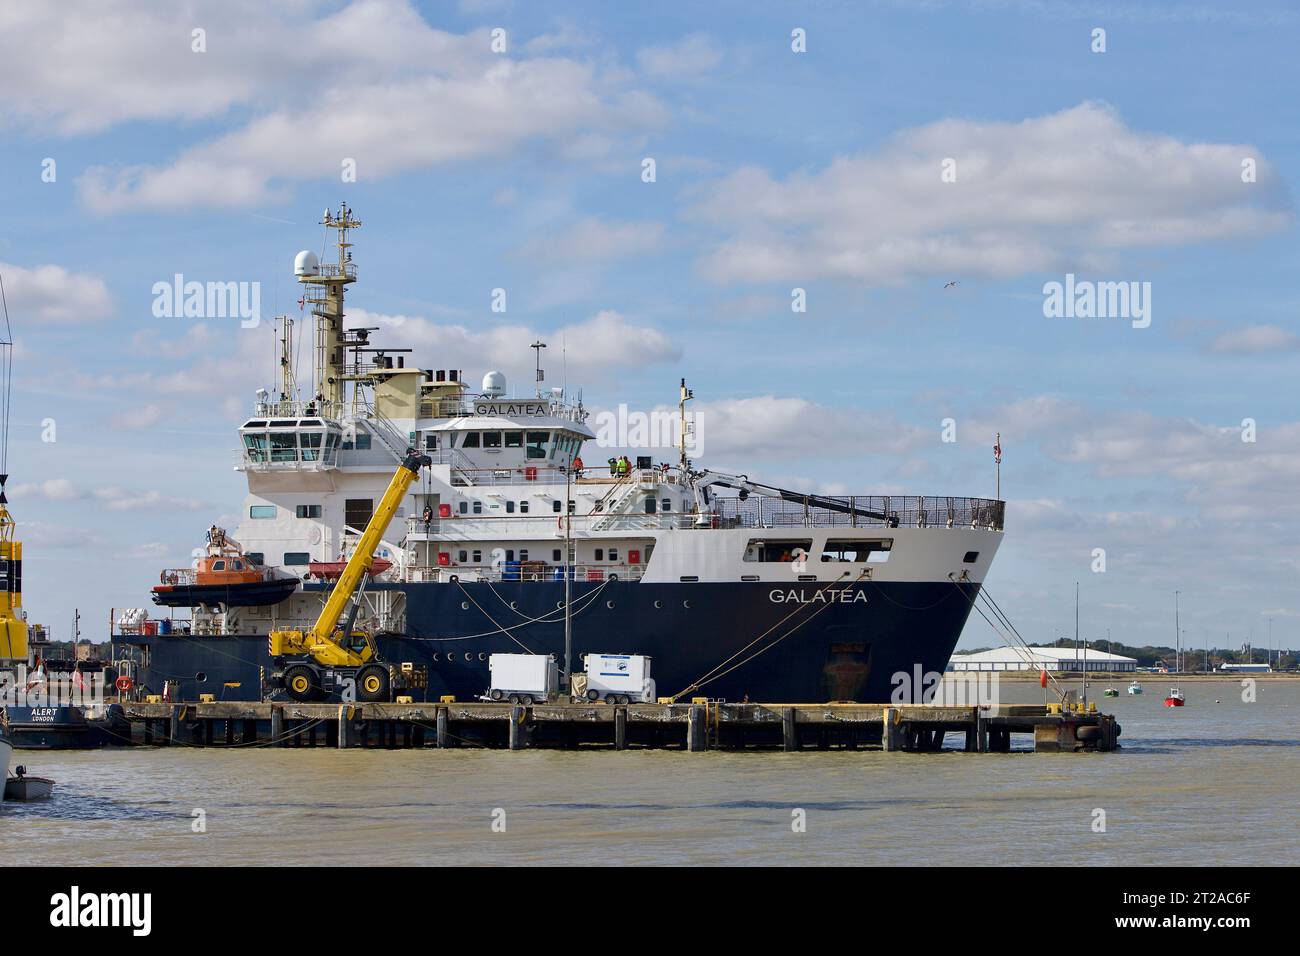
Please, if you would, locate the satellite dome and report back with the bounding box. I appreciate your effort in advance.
[482,371,506,398]
[294,250,320,277]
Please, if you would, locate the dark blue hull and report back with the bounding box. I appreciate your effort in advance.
[116,580,980,703]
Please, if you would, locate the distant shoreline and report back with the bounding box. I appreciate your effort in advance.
[946,672,1298,681]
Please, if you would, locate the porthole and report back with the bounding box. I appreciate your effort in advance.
[478,652,487,661]
[446,652,456,661]
[461,601,470,610]
[606,600,615,609]
[654,600,663,609]
[195,671,207,683]
[556,601,566,609]
[432,653,440,662]
[510,601,518,609]
[683,600,692,609]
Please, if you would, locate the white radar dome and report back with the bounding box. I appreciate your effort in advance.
[482,370,507,398]
[294,249,320,277]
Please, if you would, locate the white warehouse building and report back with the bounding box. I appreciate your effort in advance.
[948,646,1138,673]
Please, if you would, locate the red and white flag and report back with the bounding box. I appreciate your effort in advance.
[993,434,1002,464]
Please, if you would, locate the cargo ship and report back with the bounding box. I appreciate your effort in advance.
[111,205,1004,704]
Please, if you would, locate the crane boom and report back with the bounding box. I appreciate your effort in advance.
[270,448,430,671]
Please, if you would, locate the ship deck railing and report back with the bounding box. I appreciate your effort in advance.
[406,494,1003,536]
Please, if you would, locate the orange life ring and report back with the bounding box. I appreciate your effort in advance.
[116,675,134,693]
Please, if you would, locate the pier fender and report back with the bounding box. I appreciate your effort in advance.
[1074,724,1102,743]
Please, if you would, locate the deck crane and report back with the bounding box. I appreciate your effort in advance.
[269,448,431,702]
[689,470,899,527]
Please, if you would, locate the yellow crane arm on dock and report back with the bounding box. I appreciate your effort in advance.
[269,448,431,668]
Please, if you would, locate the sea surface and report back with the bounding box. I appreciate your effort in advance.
[4,680,1298,866]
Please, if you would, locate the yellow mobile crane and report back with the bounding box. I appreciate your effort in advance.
[269,448,431,702]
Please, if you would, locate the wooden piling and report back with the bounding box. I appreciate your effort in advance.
[687,704,706,751]
[270,706,284,746]
[882,707,900,752]
[337,705,353,749]
[436,707,449,748]
[509,705,525,750]
[614,706,627,751]
[782,707,798,752]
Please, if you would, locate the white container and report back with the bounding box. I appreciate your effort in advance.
[487,653,558,703]
[583,654,654,703]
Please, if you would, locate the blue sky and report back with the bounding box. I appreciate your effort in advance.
[2,0,1298,654]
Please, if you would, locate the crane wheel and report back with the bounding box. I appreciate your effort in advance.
[356,664,391,702]
[284,665,319,703]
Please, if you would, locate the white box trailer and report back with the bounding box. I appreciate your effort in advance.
[582,654,654,704]
[487,654,559,704]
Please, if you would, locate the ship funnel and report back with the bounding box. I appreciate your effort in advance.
[482,370,506,398]
[293,249,320,277]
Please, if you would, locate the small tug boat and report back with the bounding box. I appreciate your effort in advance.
[1103,687,1119,698]
[1164,687,1185,707]
[1127,681,1143,695]
[5,765,54,801]
[152,526,299,608]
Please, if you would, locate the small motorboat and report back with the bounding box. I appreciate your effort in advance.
[4,765,54,801]
[1127,681,1143,695]
[1103,687,1119,698]
[1164,687,1185,707]
[309,558,392,580]
[152,526,299,608]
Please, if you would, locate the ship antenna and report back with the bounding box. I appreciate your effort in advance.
[0,270,13,489]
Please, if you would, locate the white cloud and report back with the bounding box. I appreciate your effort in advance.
[688,102,1292,284]
[1206,323,1300,354]
[2,1,666,212]
[9,478,205,512]
[516,217,665,265]
[110,404,166,430]
[637,34,723,77]
[351,307,680,380]
[0,262,113,323]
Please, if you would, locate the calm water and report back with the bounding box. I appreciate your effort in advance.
[5,680,1298,866]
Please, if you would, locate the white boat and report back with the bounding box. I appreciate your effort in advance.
[5,766,54,801]
[1127,681,1143,695]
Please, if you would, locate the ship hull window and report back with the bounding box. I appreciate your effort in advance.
[283,552,310,566]
[743,539,814,562]
[820,539,894,563]
[295,505,322,519]
[250,505,276,519]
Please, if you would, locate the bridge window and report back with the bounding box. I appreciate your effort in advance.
[242,433,269,462]
[483,431,502,449]
[283,552,310,566]
[250,505,276,519]
[299,432,322,461]
[462,432,481,449]
[269,432,296,462]
[527,431,548,459]
[505,431,523,448]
